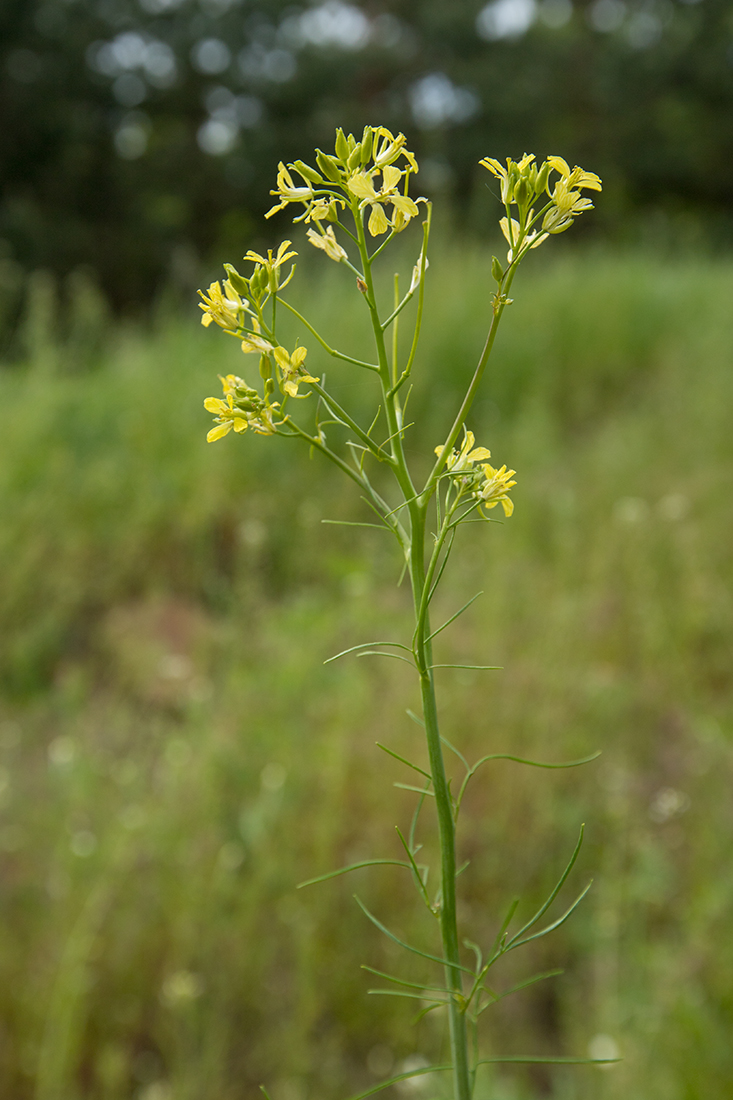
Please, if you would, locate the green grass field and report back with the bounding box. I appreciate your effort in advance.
[0,243,732,1100]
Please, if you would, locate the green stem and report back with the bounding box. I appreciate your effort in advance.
[411,509,472,1100]
[353,198,471,1100]
[424,266,517,500]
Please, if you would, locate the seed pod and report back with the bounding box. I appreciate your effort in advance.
[292,160,323,185]
[316,150,342,183]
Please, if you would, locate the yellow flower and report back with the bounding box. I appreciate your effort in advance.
[204,375,278,441]
[499,215,548,263]
[306,225,348,262]
[434,430,493,473]
[372,127,419,173]
[265,163,315,218]
[272,345,319,398]
[347,165,421,236]
[476,462,517,517]
[198,279,248,333]
[479,154,535,204]
[546,156,602,193]
[243,240,298,293]
[241,333,274,355]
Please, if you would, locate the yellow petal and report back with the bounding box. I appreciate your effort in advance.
[207,422,233,442]
[381,165,402,192]
[368,203,389,236]
[390,193,419,219]
[501,497,514,517]
[204,396,227,413]
[547,155,570,177]
[467,447,492,463]
[284,379,299,397]
[273,346,291,371]
[347,171,378,200]
[232,418,248,433]
[290,346,308,369]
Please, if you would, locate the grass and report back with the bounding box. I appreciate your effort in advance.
[0,241,732,1100]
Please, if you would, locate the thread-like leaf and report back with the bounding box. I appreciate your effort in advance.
[477,969,563,1015]
[297,860,411,889]
[476,1056,619,1066]
[324,641,411,664]
[426,592,483,643]
[394,782,435,796]
[344,1064,451,1100]
[508,881,592,951]
[353,895,475,975]
[377,743,431,780]
[506,826,585,947]
[395,825,432,908]
[361,966,451,996]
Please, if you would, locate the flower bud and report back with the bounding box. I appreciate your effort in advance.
[491,256,504,284]
[292,160,323,185]
[259,353,272,380]
[334,128,349,163]
[223,265,249,296]
[536,162,550,194]
[347,144,363,171]
[316,150,342,183]
[361,126,373,164]
[514,177,529,207]
[356,276,367,294]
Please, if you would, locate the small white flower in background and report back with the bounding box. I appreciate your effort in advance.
[161,970,204,1006]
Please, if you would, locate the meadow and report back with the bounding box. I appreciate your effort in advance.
[0,242,732,1100]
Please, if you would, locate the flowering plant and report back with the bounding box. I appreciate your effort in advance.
[199,128,610,1099]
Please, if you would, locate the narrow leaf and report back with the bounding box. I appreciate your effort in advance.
[297,859,411,889]
[426,592,483,643]
[506,826,585,947]
[377,743,431,781]
[353,895,475,975]
[394,782,435,797]
[345,1065,451,1100]
[509,881,593,951]
[476,1056,619,1066]
[361,966,451,996]
[324,641,411,664]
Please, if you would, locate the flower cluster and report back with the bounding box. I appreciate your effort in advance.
[265,126,424,262]
[480,153,602,265]
[204,375,278,441]
[435,431,516,518]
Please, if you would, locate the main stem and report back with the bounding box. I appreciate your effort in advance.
[354,206,471,1100]
[410,512,471,1100]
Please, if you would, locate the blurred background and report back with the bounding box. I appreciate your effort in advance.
[1,2,733,1099]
